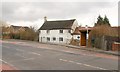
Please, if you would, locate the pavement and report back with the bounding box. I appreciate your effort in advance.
[66,45,120,56]
[38,42,120,56]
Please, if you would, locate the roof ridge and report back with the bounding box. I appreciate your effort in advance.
[11,25,28,28]
[46,19,76,22]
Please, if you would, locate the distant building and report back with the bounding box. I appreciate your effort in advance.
[9,25,29,34]
[2,25,29,39]
[38,17,79,44]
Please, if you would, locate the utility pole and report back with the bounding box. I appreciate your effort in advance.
[85,25,88,47]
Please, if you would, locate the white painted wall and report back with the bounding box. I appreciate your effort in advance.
[73,35,80,40]
[39,29,72,44]
[71,20,79,33]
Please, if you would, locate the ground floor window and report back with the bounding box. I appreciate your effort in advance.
[59,37,63,41]
[47,37,50,41]
[53,37,56,41]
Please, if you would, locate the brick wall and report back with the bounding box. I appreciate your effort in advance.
[112,42,120,51]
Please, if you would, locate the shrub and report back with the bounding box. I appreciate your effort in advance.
[89,25,119,48]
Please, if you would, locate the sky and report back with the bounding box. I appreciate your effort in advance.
[0,0,119,29]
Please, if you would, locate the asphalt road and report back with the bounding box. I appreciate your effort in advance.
[1,40,118,70]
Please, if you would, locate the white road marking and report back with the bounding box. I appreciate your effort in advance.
[64,50,75,53]
[0,59,16,69]
[0,59,7,64]
[16,54,27,59]
[83,64,91,67]
[76,62,82,65]
[59,59,68,62]
[23,58,35,60]
[9,58,35,62]
[68,60,74,63]
[59,59,107,70]
[16,49,24,52]
[65,51,72,53]
[30,52,41,56]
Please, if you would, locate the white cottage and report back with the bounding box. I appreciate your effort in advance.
[38,17,79,44]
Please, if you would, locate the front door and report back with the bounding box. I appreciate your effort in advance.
[80,32,86,46]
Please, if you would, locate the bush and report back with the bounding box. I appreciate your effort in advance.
[89,25,119,48]
[19,27,38,41]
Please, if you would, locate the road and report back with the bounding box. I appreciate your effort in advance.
[0,40,119,70]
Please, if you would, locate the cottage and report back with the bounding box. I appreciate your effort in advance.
[38,17,79,44]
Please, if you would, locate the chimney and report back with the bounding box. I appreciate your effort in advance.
[44,16,47,22]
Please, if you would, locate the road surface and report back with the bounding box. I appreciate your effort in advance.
[0,40,119,70]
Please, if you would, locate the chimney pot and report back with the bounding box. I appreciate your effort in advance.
[44,16,47,22]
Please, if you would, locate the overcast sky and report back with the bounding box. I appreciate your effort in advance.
[1,0,119,29]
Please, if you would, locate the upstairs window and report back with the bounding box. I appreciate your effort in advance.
[68,30,71,33]
[46,30,50,34]
[59,30,63,33]
[39,30,41,34]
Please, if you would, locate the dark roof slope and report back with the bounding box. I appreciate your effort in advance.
[39,19,76,30]
[10,25,29,30]
[11,25,22,30]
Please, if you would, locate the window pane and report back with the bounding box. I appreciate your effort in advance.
[59,30,63,33]
[53,37,56,41]
[39,30,41,34]
[47,30,50,34]
[47,37,50,41]
[68,30,71,33]
[59,37,63,41]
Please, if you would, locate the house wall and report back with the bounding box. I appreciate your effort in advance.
[71,20,79,33]
[73,35,80,40]
[39,29,72,44]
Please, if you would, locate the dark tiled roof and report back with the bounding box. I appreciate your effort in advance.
[23,27,30,30]
[39,19,76,30]
[11,25,22,30]
[10,25,29,30]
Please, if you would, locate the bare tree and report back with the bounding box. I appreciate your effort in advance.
[0,20,10,39]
